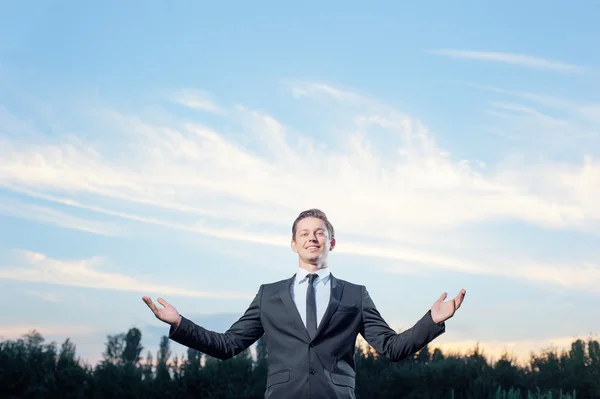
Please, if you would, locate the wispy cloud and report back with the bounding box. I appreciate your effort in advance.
[170,88,224,114]
[427,49,585,73]
[290,81,362,104]
[486,101,599,144]
[0,196,119,236]
[0,82,598,294]
[3,98,596,231]
[370,245,600,294]
[0,250,253,299]
[25,290,61,302]
[0,325,97,340]
[469,82,600,126]
[464,82,600,159]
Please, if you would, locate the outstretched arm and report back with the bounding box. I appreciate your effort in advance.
[360,287,464,362]
[142,286,264,360]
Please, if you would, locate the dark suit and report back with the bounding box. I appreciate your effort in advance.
[169,274,445,398]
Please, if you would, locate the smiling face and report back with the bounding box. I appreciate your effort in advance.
[291,216,336,271]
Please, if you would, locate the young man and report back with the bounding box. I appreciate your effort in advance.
[142,209,466,399]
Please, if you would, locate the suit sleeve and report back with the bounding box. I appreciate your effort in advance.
[168,285,264,360]
[360,286,445,362]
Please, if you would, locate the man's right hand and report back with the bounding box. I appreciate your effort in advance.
[142,296,182,329]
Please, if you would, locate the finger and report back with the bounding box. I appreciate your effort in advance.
[437,292,448,303]
[142,296,159,314]
[454,300,462,311]
[142,296,153,308]
[454,290,466,308]
[157,297,170,308]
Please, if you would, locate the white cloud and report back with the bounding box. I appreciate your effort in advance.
[25,290,61,302]
[0,81,598,293]
[170,88,223,114]
[0,249,254,300]
[515,260,600,292]
[427,49,585,73]
[4,106,596,231]
[0,196,118,236]
[290,81,362,104]
[471,83,600,133]
[347,244,600,294]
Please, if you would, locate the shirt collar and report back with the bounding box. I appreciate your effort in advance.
[296,267,331,284]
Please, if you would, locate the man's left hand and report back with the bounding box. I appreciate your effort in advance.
[430,289,466,324]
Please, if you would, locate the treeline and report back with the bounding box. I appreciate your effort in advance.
[1,328,599,398]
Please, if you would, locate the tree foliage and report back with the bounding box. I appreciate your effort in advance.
[1,328,598,398]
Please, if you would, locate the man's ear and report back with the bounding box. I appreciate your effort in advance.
[329,238,336,251]
[291,239,298,253]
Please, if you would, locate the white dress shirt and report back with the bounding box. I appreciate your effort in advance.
[290,267,332,329]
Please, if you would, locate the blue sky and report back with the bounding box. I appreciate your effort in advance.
[1,1,599,365]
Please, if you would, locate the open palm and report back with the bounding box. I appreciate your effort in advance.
[142,296,181,327]
[430,289,466,324]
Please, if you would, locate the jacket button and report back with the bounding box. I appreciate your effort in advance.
[309,368,315,375]
[309,343,314,347]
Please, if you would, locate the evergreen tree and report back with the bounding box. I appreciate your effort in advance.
[122,327,144,365]
[1,328,598,398]
[101,333,125,365]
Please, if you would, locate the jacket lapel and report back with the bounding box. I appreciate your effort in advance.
[279,275,311,341]
[278,273,346,342]
[314,274,344,340]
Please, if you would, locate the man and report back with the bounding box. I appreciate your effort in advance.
[142,209,466,398]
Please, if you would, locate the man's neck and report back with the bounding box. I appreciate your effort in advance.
[299,263,328,273]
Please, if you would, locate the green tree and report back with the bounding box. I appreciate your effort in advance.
[102,333,126,365]
[1,329,599,398]
[122,327,144,365]
[154,335,174,397]
[55,338,90,398]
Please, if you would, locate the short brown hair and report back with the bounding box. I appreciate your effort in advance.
[292,208,335,240]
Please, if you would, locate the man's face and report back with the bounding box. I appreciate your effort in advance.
[291,217,336,266]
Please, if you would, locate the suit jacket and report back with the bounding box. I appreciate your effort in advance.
[169,274,445,399]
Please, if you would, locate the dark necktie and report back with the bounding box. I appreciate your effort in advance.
[306,273,318,339]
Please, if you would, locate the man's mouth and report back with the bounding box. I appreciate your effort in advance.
[306,246,319,250]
